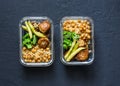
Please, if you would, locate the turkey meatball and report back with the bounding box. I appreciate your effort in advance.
[38,37,49,49]
[38,20,51,33]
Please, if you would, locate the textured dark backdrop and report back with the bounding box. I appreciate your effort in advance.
[0,0,120,86]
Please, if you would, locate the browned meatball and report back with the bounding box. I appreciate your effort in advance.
[38,37,49,49]
[38,20,51,33]
[76,49,89,61]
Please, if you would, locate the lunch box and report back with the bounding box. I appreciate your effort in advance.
[19,16,54,67]
[60,16,94,65]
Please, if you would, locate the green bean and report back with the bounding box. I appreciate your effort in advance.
[26,43,32,49]
[64,40,76,60]
[22,33,29,40]
[28,21,46,37]
[22,25,28,31]
[66,47,85,61]
[32,35,37,45]
[63,44,68,50]
[25,21,32,39]
[71,42,79,53]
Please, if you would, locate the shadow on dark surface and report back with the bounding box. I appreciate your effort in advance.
[22,64,54,71]
[63,64,96,81]
[21,63,55,79]
[0,78,19,86]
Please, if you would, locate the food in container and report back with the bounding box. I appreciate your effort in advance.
[19,17,54,67]
[60,16,94,65]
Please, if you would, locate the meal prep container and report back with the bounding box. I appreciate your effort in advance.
[19,17,54,67]
[60,16,94,65]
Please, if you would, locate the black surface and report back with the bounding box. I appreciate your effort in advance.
[0,0,120,86]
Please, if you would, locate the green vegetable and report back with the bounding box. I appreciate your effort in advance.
[63,39,72,47]
[22,33,30,46]
[22,21,44,49]
[63,31,79,50]
[23,38,31,44]
[63,31,79,40]
[22,21,46,37]
[64,40,76,60]
[71,42,79,53]
[63,31,72,39]
[28,21,46,37]
[66,47,85,62]
[32,35,37,45]
[25,21,32,39]
[63,44,68,50]
[22,33,29,40]
[22,33,38,49]
[72,32,79,39]
[22,37,32,48]
[22,25,28,31]
[26,44,32,49]
[63,31,67,35]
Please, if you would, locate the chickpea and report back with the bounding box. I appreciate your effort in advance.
[31,60,35,63]
[46,48,50,51]
[44,56,47,59]
[29,59,32,62]
[80,25,84,28]
[34,46,38,50]
[83,20,87,23]
[22,47,26,51]
[23,54,27,59]
[24,59,27,62]
[79,27,83,31]
[47,55,51,59]
[86,21,90,25]
[71,22,74,26]
[25,59,31,63]
[87,35,91,39]
[45,59,49,62]
[86,25,90,29]
[81,20,84,22]
[31,48,36,53]
[78,19,81,23]
[41,58,44,62]
[75,29,80,34]
[37,59,41,62]
[27,54,31,59]
[69,28,73,32]
[86,29,91,33]
[82,23,86,27]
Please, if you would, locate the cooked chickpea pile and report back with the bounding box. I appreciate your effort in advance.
[22,45,51,63]
[63,19,91,47]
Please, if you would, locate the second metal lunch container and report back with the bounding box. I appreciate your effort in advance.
[60,16,94,65]
[19,17,54,67]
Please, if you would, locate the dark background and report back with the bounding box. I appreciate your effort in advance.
[0,0,120,86]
